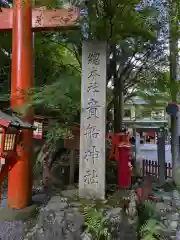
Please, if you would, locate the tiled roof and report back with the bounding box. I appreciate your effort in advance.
[0,109,35,130]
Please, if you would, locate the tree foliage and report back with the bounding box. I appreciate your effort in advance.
[0,0,175,140]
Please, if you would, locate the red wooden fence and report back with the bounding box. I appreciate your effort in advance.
[142,159,172,179]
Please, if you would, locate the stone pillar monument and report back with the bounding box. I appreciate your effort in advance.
[79,41,107,199]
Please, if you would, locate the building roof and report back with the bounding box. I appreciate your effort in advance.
[126,97,150,105]
[0,109,36,130]
[126,96,166,106]
[0,99,55,119]
[123,119,168,128]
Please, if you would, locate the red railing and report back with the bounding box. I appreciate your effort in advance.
[142,159,172,179]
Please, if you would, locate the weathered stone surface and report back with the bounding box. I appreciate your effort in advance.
[20,188,141,240]
[44,196,69,211]
[61,189,78,199]
[148,188,180,239]
[105,207,122,239]
[70,202,82,208]
[32,193,50,205]
[24,195,84,240]
[81,232,92,240]
[106,207,122,223]
[79,41,107,200]
[24,193,142,240]
[34,208,84,239]
[156,202,172,215]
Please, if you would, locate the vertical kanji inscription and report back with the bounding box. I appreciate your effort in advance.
[79,41,107,199]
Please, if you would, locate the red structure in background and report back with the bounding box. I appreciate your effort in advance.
[0,110,34,204]
[33,115,50,140]
[0,1,79,209]
[142,130,156,143]
[137,184,151,201]
[106,132,132,188]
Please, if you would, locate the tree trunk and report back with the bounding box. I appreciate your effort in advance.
[171,117,179,181]
[113,44,124,132]
[119,77,124,131]
[169,1,179,181]
[113,44,119,132]
[33,141,58,188]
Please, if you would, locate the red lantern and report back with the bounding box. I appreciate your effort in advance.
[0,109,35,171]
[0,109,35,204]
[0,125,20,163]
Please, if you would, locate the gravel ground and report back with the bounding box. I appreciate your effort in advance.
[0,188,48,240]
[0,189,25,240]
[0,220,24,240]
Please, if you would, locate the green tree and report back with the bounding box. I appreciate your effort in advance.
[81,0,165,131]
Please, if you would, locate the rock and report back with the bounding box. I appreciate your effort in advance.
[61,189,78,199]
[70,202,82,208]
[172,190,180,208]
[32,194,50,205]
[106,207,122,219]
[48,195,68,203]
[25,193,85,240]
[32,208,84,240]
[105,207,122,239]
[156,202,172,215]
[151,188,180,239]
[67,184,78,190]
[169,213,180,231]
[68,202,81,212]
[32,180,45,196]
[81,232,92,240]
[170,220,178,231]
[44,196,69,211]
[45,202,69,211]
[162,194,172,202]
[65,210,84,231]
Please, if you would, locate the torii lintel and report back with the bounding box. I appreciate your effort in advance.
[0,8,79,31]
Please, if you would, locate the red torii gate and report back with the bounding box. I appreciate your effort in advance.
[0,0,79,209]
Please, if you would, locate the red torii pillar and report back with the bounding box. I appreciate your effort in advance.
[0,1,79,209]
